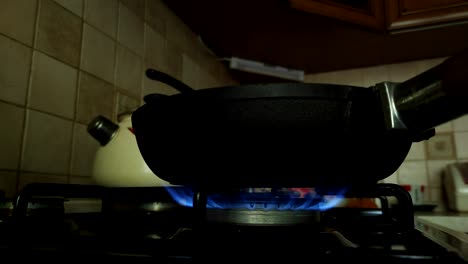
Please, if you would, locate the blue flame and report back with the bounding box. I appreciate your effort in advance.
[164,187,346,211]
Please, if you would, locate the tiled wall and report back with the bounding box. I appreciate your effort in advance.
[305,57,468,211]
[0,0,237,198]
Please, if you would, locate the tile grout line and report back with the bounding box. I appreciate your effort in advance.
[34,0,84,71]
[13,170,87,177]
[424,158,431,203]
[450,132,459,162]
[23,107,74,122]
[0,32,33,49]
[140,0,147,100]
[15,0,43,194]
[140,1,148,105]
[33,1,151,84]
[67,0,89,184]
[118,1,146,57]
[114,2,147,102]
[113,44,145,98]
[113,2,122,122]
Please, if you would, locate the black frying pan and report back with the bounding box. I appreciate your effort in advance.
[132,49,468,190]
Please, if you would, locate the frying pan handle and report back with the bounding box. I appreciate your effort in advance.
[377,48,468,136]
[145,68,194,94]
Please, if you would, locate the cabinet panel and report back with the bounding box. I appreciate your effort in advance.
[386,0,468,31]
[289,0,385,30]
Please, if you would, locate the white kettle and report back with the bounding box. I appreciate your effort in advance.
[87,113,172,187]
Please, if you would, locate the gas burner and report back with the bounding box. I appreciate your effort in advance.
[205,209,321,226]
[181,187,335,226]
[182,184,414,231]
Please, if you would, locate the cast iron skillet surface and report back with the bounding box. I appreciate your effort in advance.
[132,70,412,190]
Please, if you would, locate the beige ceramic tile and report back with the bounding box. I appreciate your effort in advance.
[29,51,78,119]
[0,35,32,105]
[144,24,166,69]
[187,36,208,66]
[218,66,239,86]
[76,72,114,124]
[198,69,219,90]
[117,92,140,116]
[382,171,398,184]
[387,60,425,83]
[69,176,96,185]
[0,102,24,170]
[22,110,73,174]
[18,172,67,191]
[365,57,445,87]
[142,63,180,98]
[115,46,142,96]
[84,0,118,39]
[118,3,144,56]
[81,23,116,83]
[330,68,364,87]
[164,44,183,80]
[0,171,18,198]
[360,65,389,87]
[436,121,453,133]
[71,123,100,176]
[165,9,198,55]
[454,132,468,159]
[36,0,82,66]
[425,133,456,160]
[182,54,200,89]
[198,51,230,83]
[53,0,83,17]
[404,142,426,161]
[303,73,320,83]
[429,187,442,202]
[417,57,446,71]
[429,187,447,212]
[195,48,219,74]
[398,161,428,185]
[145,0,167,36]
[304,71,338,84]
[120,0,145,19]
[453,115,468,132]
[0,0,38,46]
[427,160,456,187]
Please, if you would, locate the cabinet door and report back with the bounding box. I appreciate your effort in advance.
[289,0,386,30]
[386,0,468,31]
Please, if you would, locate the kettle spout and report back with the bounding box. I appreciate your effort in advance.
[87,116,119,146]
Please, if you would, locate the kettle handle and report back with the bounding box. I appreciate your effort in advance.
[145,68,194,94]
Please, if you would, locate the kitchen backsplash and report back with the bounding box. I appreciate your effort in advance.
[305,58,468,211]
[0,0,237,198]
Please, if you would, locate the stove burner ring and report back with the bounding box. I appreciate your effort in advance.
[205,209,321,226]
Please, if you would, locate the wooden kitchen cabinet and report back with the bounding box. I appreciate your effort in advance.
[288,0,386,30]
[289,0,468,32]
[385,0,468,31]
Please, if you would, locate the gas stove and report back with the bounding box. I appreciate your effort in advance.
[0,183,466,263]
